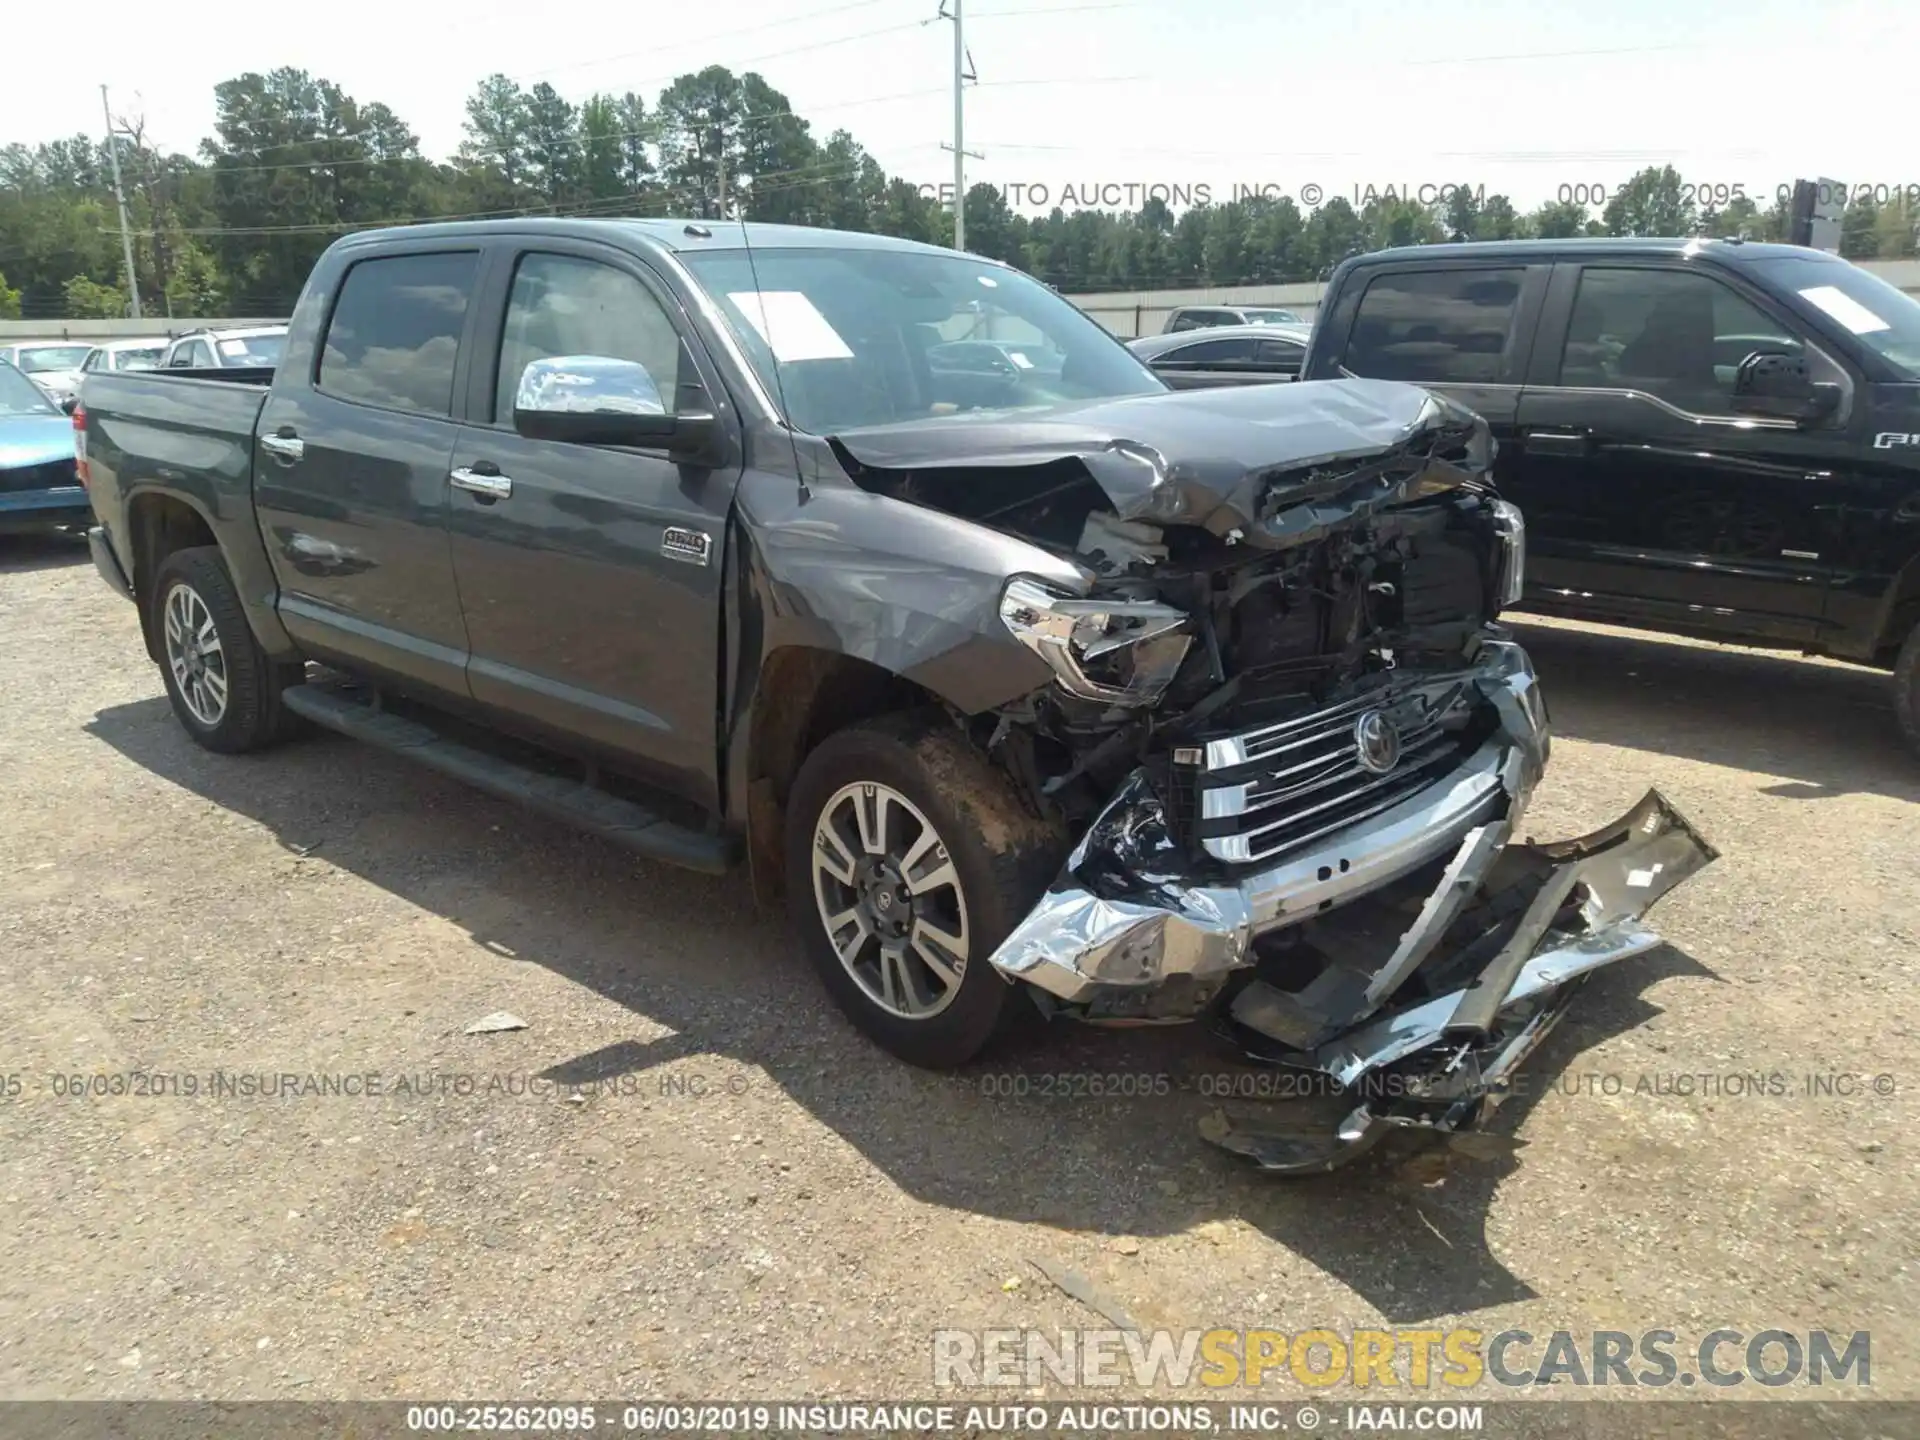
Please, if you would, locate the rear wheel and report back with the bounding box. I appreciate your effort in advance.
[1896,622,1920,760]
[153,546,302,754]
[784,713,1065,1069]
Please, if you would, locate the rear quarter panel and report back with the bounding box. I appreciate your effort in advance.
[80,371,295,655]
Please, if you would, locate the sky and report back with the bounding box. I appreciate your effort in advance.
[5,0,1914,217]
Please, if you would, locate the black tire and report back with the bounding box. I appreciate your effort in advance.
[152,546,303,754]
[1897,622,1920,760]
[784,712,1066,1069]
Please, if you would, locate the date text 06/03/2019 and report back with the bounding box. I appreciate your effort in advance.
[401,1402,1489,1433]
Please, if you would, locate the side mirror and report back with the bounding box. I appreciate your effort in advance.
[511,355,717,458]
[1732,350,1840,425]
[59,395,79,415]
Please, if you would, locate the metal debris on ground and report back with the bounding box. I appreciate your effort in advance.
[1027,1256,1139,1332]
[463,1011,528,1034]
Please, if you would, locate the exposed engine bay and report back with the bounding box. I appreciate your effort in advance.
[828,379,1716,1173]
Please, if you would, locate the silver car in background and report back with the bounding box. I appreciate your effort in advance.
[80,339,170,377]
[0,341,93,410]
[159,325,288,370]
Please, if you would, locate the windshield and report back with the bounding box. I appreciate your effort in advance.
[0,360,58,416]
[115,346,166,371]
[679,246,1163,433]
[1751,256,1920,381]
[17,345,91,373]
[1242,309,1299,324]
[216,333,286,366]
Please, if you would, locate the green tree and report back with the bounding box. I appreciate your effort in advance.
[1703,194,1763,240]
[1602,165,1696,236]
[1872,198,1917,258]
[737,74,820,225]
[0,267,20,318]
[522,83,579,205]
[458,73,531,210]
[63,274,127,318]
[1529,199,1590,238]
[656,66,746,218]
[577,95,626,202]
[1442,182,1481,242]
[1302,196,1365,277]
[614,93,656,198]
[1840,195,1880,258]
[1478,195,1524,240]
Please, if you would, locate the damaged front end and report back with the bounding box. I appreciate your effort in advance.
[830,379,1718,1172]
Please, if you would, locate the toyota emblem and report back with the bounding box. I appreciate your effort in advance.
[1354,709,1402,774]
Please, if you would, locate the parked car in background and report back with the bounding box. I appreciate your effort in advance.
[0,341,93,410]
[1301,235,1920,755]
[81,339,169,376]
[160,325,289,370]
[1162,304,1304,333]
[75,216,1715,1173]
[0,358,86,534]
[1127,323,1310,388]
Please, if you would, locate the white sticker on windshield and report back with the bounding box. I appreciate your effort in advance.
[218,338,250,358]
[1007,351,1035,369]
[1798,285,1890,335]
[726,290,854,362]
[977,274,999,288]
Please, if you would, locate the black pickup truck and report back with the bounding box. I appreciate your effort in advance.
[76,218,1713,1172]
[1300,237,1920,754]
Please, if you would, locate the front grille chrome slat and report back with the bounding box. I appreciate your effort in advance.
[1204,727,1454,823]
[1193,679,1482,865]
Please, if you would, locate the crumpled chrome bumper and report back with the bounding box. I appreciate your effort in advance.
[985,636,1718,1170]
[988,639,1554,1007]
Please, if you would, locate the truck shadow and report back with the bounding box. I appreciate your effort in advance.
[1509,619,1919,803]
[87,694,1712,1327]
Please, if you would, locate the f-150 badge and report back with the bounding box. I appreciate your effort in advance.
[661,527,712,565]
[1873,432,1920,449]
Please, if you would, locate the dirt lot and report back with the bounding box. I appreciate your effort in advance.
[1,533,1915,1410]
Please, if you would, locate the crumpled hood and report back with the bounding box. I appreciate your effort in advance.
[0,413,75,471]
[828,377,1494,549]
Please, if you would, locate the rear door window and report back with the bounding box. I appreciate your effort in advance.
[319,251,479,416]
[1344,268,1526,383]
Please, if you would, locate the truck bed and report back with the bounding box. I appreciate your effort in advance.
[79,369,273,474]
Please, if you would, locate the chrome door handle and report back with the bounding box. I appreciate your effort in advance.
[450,467,512,499]
[259,432,304,462]
[1523,429,1592,454]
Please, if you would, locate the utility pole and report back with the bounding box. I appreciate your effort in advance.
[716,147,728,220]
[99,85,142,319]
[937,1,981,251]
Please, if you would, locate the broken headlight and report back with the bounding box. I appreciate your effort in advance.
[999,576,1192,707]
[1489,498,1526,608]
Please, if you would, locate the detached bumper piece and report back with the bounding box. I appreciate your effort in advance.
[1209,791,1716,1172]
[984,638,1718,1173]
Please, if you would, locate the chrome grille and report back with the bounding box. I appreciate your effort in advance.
[1190,678,1484,865]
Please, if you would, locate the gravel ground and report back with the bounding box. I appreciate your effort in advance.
[1,532,1914,1409]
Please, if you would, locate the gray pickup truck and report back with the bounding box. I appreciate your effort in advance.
[76,218,1715,1172]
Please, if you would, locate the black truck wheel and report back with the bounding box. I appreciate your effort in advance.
[784,713,1066,1069]
[1897,622,1920,760]
[152,546,302,755]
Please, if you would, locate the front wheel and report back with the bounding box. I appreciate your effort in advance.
[784,713,1065,1069]
[1896,621,1920,760]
